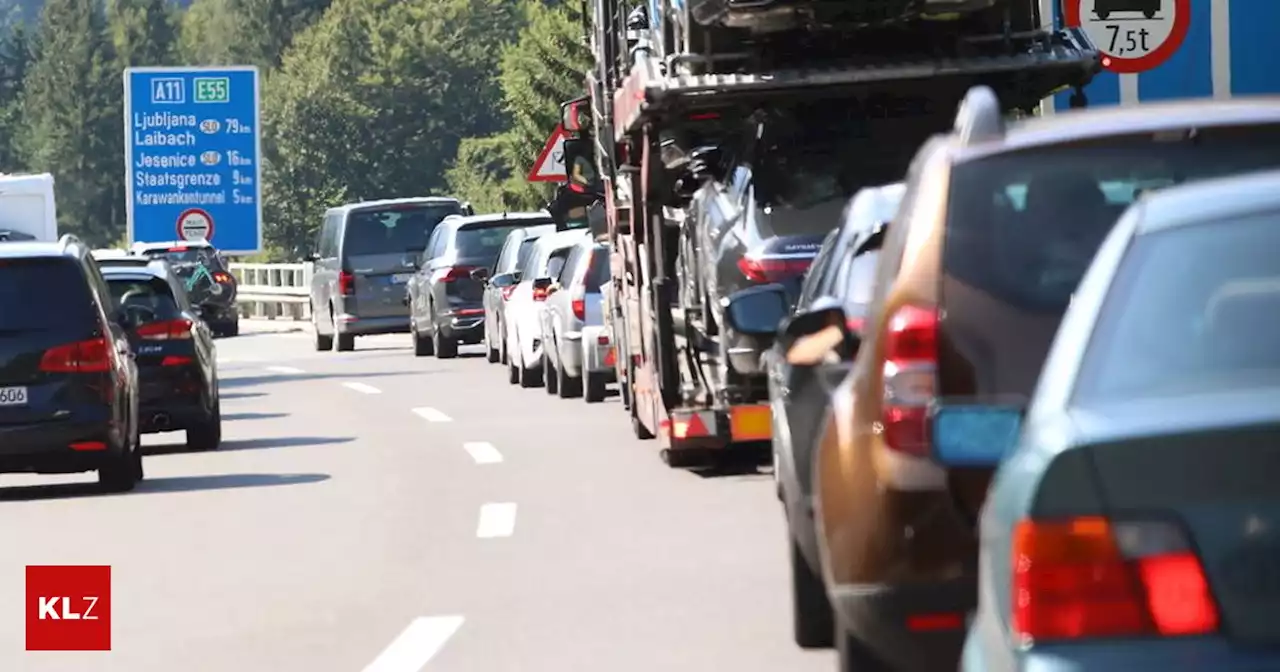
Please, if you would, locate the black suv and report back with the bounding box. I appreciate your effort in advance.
[0,235,144,491]
[132,240,239,337]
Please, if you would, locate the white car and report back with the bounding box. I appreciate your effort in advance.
[504,229,590,388]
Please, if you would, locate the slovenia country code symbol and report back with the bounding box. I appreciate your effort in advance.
[1066,0,1189,73]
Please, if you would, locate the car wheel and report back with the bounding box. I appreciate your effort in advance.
[519,357,544,388]
[499,324,509,365]
[584,370,606,403]
[412,321,433,357]
[186,398,223,451]
[486,341,500,363]
[335,332,355,352]
[99,434,141,492]
[789,535,835,648]
[836,625,891,672]
[433,320,458,359]
[508,359,520,384]
[558,361,582,399]
[314,305,333,351]
[224,319,240,337]
[543,355,559,395]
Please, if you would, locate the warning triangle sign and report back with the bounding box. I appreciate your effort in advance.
[527,124,569,183]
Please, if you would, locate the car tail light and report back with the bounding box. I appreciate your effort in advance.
[40,337,112,373]
[168,246,188,252]
[440,266,478,283]
[847,316,865,333]
[213,271,234,284]
[501,285,517,301]
[598,334,609,345]
[533,286,550,301]
[880,304,937,457]
[339,270,355,295]
[1013,517,1218,644]
[737,257,812,283]
[161,355,193,367]
[572,298,585,320]
[135,319,193,341]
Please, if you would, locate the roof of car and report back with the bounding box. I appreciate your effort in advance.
[1134,169,1280,234]
[443,212,553,229]
[100,264,169,280]
[955,97,1280,161]
[0,241,68,259]
[329,197,462,215]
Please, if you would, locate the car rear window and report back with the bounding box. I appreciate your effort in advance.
[939,126,1280,401]
[343,203,462,256]
[142,246,224,270]
[107,276,182,324]
[1074,210,1280,401]
[582,246,610,292]
[456,224,525,259]
[0,258,98,330]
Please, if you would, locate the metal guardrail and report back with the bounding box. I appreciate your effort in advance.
[229,262,311,320]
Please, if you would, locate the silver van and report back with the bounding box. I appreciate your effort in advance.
[306,197,471,351]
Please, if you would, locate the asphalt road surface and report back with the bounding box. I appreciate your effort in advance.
[0,320,834,672]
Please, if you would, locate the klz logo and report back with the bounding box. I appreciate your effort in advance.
[26,565,111,651]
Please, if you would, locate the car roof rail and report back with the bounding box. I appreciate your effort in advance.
[953,85,1005,146]
[58,233,84,250]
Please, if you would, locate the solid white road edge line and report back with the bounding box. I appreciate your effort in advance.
[463,441,503,465]
[476,502,518,538]
[266,365,304,374]
[412,407,452,422]
[343,382,382,394]
[361,615,465,672]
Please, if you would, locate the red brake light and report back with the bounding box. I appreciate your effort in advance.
[880,305,937,457]
[441,266,478,283]
[846,316,865,333]
[532,286,550,301]
[213,271,234,284]
[339,271,355,295]
[40,337,112,373]
[737,257,812,283]
[167,246,188,252]
[572,298,585,320]
[1013,517,1218,644]
[135,318,193,341]
[161,355,193,367]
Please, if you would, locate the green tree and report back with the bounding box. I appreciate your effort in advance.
[178,0,331,68]
[260,0,521,258]
[447,0,590,210]
[108,0,176,66]
[0,22,35,170]
[20,0,122,244]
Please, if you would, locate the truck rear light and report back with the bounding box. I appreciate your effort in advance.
[572,298,585,320]
[135,319,193,341]
[339,271,355,295]
[440,266,478,283]
[40,337,112,373]
[1013,517,1218,644]
[737,257,811,283]
[880,304,937,457]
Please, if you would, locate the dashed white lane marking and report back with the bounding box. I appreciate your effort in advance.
[411,407,452,422]
[361,615,464,672]
[476,503,517,538]
[266,365,304,374]
[343,382,382,394]
[463,442,503,465]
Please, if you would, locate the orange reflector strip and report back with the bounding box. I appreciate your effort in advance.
[729,405,771,441]
[604,347,616,366]
[906,613,965,632]
[69,441,107,451]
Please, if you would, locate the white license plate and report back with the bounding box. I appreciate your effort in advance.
[390,273,413,284]
[0,386,28,406]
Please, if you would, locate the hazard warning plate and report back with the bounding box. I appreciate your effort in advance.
[729,405,771,442]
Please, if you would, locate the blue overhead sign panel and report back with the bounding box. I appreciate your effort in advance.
[123,66,262,255]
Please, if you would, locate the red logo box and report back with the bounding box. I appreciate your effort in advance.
[25,565,111,651]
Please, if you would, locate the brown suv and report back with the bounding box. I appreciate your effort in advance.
[775,89,1280,671]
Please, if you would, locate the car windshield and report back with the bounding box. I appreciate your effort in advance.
[107,276,182,324]
[343,203,461,256]
[945,127,1280,312]
[0,258,96,330]
[1074,210,1280,401]
[456,224,524,260]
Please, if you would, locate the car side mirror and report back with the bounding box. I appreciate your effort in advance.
[723,283,790,336]
[490,272,518,288]
[470,267,490,282]
[930,404,1024,467]
[779,303,860,364]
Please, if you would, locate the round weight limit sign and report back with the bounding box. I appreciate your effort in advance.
[177,208,215,242]
[1066,0,1189,73]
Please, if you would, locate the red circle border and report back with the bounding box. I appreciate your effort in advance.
[1065,0,1191,74]
[176,208,216,241]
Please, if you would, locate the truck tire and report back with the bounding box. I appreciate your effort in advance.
[584,370,606,403]
[790,534,835,648]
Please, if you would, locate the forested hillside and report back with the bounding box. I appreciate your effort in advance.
[0,0,589,258]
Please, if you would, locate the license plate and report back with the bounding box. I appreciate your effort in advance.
[0,386,28,406]
[390,273,413,284]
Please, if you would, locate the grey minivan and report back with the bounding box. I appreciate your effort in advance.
[306,197,471,351]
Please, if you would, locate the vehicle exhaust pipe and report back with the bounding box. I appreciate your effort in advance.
[151,413,171,430]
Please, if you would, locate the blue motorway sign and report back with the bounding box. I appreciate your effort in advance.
[123,66,262,255]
